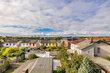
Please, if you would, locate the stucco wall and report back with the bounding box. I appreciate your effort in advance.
[81,46,94,58]
[95,43,110,57]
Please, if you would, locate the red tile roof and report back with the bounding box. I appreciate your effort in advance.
[88,37,110,42]
[71,38,85,44]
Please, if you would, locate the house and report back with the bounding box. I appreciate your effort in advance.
[39,40,60,47]
[61,37,78,49]
[93,41,110,57]
[71,39,110,58]
[20,40,30,48]
[70,39,94,57]
[29,40,40,48]
[3,40,21,48]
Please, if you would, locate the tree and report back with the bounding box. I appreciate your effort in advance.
[3,47,18,57]
[28,54,38,60]
[15,51,25,57]
[40,45,46,50]
[1,47,6,53]
[66,53,84,73]
[20,47,26,51]
[56,48,68,61]
[0,41,2,47]
[78,57,100,73]
[56,67,65,73]
[102,39,106,42]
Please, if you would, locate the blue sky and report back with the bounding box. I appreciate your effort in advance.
[0,0,110,36]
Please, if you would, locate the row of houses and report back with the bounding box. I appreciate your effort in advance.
[1,39,61,49]
[70,39,110,58]
[61,38,110,58]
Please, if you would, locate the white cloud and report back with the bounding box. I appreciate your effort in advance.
[0,0,110,36]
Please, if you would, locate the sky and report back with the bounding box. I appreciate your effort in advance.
[0,0,110,36]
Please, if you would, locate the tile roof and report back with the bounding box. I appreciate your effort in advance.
[40,40,57,43]
[71,38,85,44]
[4,40,20,43]
[71,39,92,50]
[88,37,110,42]
[76,40,92,50]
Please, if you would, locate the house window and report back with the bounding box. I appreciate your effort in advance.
[6,44,8,45]
[97,47,100,53]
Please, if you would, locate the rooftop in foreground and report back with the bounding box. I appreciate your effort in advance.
[92,57,110,72]
[30,58,53,73]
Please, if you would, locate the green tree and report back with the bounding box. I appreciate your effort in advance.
[65,53,84,73]
[15,51,25,57]
[1,47,6,53]
[3,47,18,57]
[56,48,68,61]
[78,57,100,73]
[20,47,26,51]
[56,67,65,73]
[0,41,2,47]
[40,45,46,50]
[102,39,106,42]
[28,54,38,60]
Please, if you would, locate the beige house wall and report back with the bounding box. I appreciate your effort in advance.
[95,43,110,57]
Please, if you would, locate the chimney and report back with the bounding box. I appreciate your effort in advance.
[90,37,93,43]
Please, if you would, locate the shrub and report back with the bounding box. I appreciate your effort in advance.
[1,47,6,53]
[40,45,46,50]
[3,48,18,57]
[15,51,25,57]
[20,47,26,51]
[34,48,39,50]
[104,56,110,61]
[28,54,38,60]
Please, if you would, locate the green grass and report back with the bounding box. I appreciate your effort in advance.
[3,67,17,73]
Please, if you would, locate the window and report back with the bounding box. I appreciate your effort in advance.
[97,47,100,53]
[6,44,8,45]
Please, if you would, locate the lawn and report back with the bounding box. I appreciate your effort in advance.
[3,67,17,73]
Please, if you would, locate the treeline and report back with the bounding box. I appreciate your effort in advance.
[0,36,63,40]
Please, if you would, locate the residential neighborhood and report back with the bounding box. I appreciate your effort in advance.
[0,37,110,73]
[0,0,110,73]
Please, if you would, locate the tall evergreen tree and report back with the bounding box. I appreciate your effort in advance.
[78,57,99,73]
